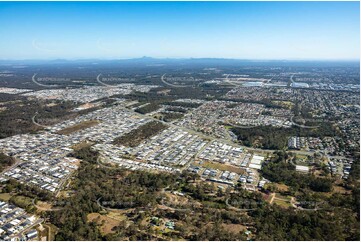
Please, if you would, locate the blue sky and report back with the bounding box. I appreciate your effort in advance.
[0,1,359,60]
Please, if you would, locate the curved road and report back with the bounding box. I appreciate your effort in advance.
[290,116,320,129]
[227,123,256,129]
[32,198,64,212]
[159,188,192,212]
[161,74,194,88]
[32,74,58,88]
[290,197,322,211]
[32,112,50,128]
[225,198,256,212]
[96,74,119,87]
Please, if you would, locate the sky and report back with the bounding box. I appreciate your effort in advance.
[0,1,359,60]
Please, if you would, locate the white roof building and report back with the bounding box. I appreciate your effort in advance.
[249,164,262,170]
[296,165,309,173]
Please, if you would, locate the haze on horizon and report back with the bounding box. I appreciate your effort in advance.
[0,1,359,61]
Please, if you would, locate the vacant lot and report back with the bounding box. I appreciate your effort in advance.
[272,193,293,208]
[201,161,246,175]
[87,212,122,235]
[274,183,289,192]
[273,198,292,208]
[34,201,54,211]
[71,141,95,151]
[222,223,247,234]
[57,120,100,135]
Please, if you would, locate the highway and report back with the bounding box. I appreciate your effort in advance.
[288,73,295,87]
[32,74,58,88]
[96,73,118,87]
[290,115,320,129]
[161,73,193,88]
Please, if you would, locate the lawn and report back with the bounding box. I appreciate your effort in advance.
[295,153,309,160]
[273,198,292,208]
[275,193,292,201]
[272,193,293,208]
[0,193,12,202]
[271,100,294,109]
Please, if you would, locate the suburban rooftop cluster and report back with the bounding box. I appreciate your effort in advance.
[176,100,292,139]
[0,201,40,241]
[21,84,158,103]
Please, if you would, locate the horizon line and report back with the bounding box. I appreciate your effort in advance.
[0,57,359,62]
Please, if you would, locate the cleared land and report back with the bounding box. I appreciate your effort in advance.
[113,121,167,147]
[272,193,293,208]
[273,198,292,208]
[201,161,246,174]
[71,141,95,151]
[222,223,247,234]
[57,120,100,135]
[275,183,289,192]
[87,212,123,235]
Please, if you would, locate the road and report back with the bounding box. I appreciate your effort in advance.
[96,73,118,87]
[159,196,191,212]
[269,193,276,204]
[225,197,256,211]
[42,224,53,241]
[266,74,277,83]
[0,142,75,195]
[288,73,295,87]
[290,115,319,129]
[161,73,193,88]
[122,106,316,158]
[14,218,44,240]
[227,123,256,129]
[223,74,247,87]
[290,197,322,211]
[32,74,58,88]
[32,198,64,212]
[32,112,50,128]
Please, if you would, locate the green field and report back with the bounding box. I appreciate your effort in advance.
[0,193,12,201]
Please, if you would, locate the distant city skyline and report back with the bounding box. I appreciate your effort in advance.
[0,1,359,60]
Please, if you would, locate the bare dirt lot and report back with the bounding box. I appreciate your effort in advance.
[87,212,123,234]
